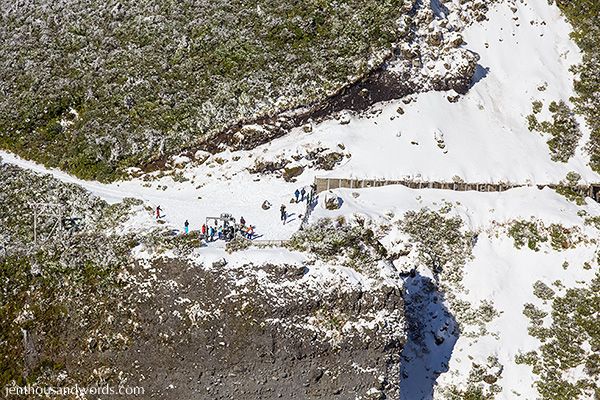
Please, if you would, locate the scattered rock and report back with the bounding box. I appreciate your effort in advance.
[283,166,304,182]
[324,193,342,210]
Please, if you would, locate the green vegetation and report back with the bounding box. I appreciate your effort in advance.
[526,100,582,162]
[225,235,251,253]
[518,272,599,399]
[0,241,132,387]
[0,0,407,181]
[555,171,586,205]
[507,219,585,251]
[507,220,547,251]
[442,356,503,399]
[401,208,473,281]
[556,0,600,172]
[287,218,387,270]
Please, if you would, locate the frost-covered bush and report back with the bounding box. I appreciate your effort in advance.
[401,208,472,280]
[527,100,582,162]
[0,0,406,181]
[441,356,503,399]
[519,271,600,399]
[532,280,555,301]
[507,219,585,252]
[507,220,547,251]
[0,234,134,386]
[555,172,587,205]
[556,0,600,172]
[287,218,386,268]
[225,236,251,253]
[0,163,107,252]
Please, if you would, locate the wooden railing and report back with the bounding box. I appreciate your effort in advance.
[314,177,600,202]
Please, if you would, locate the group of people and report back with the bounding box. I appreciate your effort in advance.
[294,184,317,204]
[156,184,318,239]
[281,185,317,225]
[198,218,254,241]
[156,206,254,241]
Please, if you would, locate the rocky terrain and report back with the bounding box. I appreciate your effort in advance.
[1,163,406,399]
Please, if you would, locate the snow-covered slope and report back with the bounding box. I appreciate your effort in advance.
[256,0,599,184]
[1,0,598,398]
[311,184,599,399]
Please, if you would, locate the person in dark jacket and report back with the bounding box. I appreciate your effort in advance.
[294,189,300,203]
[184,220,189,235]
[280,205,287,224]
[156,205,162,219]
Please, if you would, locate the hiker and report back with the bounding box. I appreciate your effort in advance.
[218,226,223,240]
[156,205,162,219]
[240,216,246,227]
[209,226,215,241]
[201,224,207,238]
[246,225,254,239]
[184,220,189,235]
[294,189,300,203]
[300,187,306,201]
[280,204,287,224]
[225,226,234,241]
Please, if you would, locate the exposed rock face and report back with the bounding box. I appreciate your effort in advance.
[98,258,406,399]
[0,163,406,400]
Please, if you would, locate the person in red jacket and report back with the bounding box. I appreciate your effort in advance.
[201,224,207,237]
[155,205,162,219]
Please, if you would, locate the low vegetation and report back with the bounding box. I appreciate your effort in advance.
[517,271,599,399]
[507,219,586,251]
[401,208,473,281]
[0,238,134,387]
[526,100,582,163]
[556,0,600,172]
[442,356,503,400]
[287,217,387,271]
[555,171,586,205]
[0,0,407,181]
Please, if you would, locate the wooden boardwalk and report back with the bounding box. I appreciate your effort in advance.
[314,177,600,202]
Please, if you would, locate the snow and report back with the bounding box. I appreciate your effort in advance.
[447,235,597,399]
[311,184,600,232]
[312,182,599,399]
[250,0,599,184]
[0,149,310,240]
[1,0,598,397]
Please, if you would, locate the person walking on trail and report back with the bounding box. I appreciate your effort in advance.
[184,220,189,235]
[294,189,300,203]
[209,226,215,241]
[280,204,287,225]
[218,226,223,240]
[201,224,207,238]
[240,216,246,227]
[155,206,162,219]
[300,187,306,202]
[246,225,254,239]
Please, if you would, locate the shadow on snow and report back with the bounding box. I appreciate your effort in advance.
[399,272,459,400]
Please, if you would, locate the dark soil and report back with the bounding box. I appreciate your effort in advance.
[21,257,405,399]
